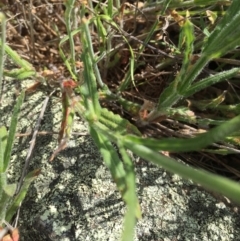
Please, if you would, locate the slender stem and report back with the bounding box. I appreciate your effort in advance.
[65,0,76,74]
[0,13,6,101]
[82,18,106,88]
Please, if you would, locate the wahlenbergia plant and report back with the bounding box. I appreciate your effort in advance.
[58,1,240,240]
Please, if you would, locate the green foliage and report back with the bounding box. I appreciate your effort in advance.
[89,128,140,241]
[1,92,25,173]
[156,2,240,113]
[63,1,240,240]
[0,17,36,228]
[80,18,101,117]
[0,11,35,90]
[2,1,240,241]
[0,18,35,81]
[124,142,240,204]
[0,12,6,94]
[0,92,39,226]
[123,114,240,152]
[0,36,35,81]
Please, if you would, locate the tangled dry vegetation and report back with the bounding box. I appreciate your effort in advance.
[2,1,240,180]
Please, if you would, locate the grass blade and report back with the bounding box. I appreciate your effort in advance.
[89,127,127,195]
[118,141,141,241]
[0,181,11,221]
[4,92,25,172]
[0,12,6,95]
[184,68,240,97]
[201,0,240,59]
[123,143,240,204]
[157,1,240,110]
[89,127,141,241]
[123,114,240,152]
[5,169,40,222]
[4,68,36,80]
[64,0,76,73]
[80,18,101,117]
[158,11,195,109]
[99,108,141,136]
[179,0,240,93]
[0,43,33,71]
[0,127,7,172]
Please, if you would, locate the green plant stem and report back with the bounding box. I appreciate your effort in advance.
[82,17,105,88]
[124,142,240,203]
[64,0,76,74]
[0,13,6,98]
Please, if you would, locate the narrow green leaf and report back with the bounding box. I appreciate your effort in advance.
[107,0,113,17]
[97,14,136,91]
[64,0,76,72]
[197,118,225,126]
[99,108,141,136]
[180,16,195,68]
[217,104,240,116]
[124,143,240,204]
[81,19,101,116]
[0,126,7,172]
[4,69,36,80]
[0,187,11,221]
[5,169,40,222]
[166,107,196,123]
[89,127,127,193]
[184,68,240,97]
[161,0,173,14]
[58,28,81,80]
[158,1,240,109]
[96,17,107,44]
[0,12,6,96]
[194,0,229,5]
[202,0,240,59]
[175,15,195,93]
[189,91,226,111]
[118,142,141,241]
[4,92,25,171]
[158,16,195,109]
[177,51,209,95]
[115,96,140,116]
[3,183,16,197]
[0,172,7,215]
[89,127,141,241]
[0,43,33,71]
[157,76,182,109]
[130,57,134,81]
[117,70,132,92]
[123,114,240,152]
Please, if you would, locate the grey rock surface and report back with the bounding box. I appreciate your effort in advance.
[1,78,240,241]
